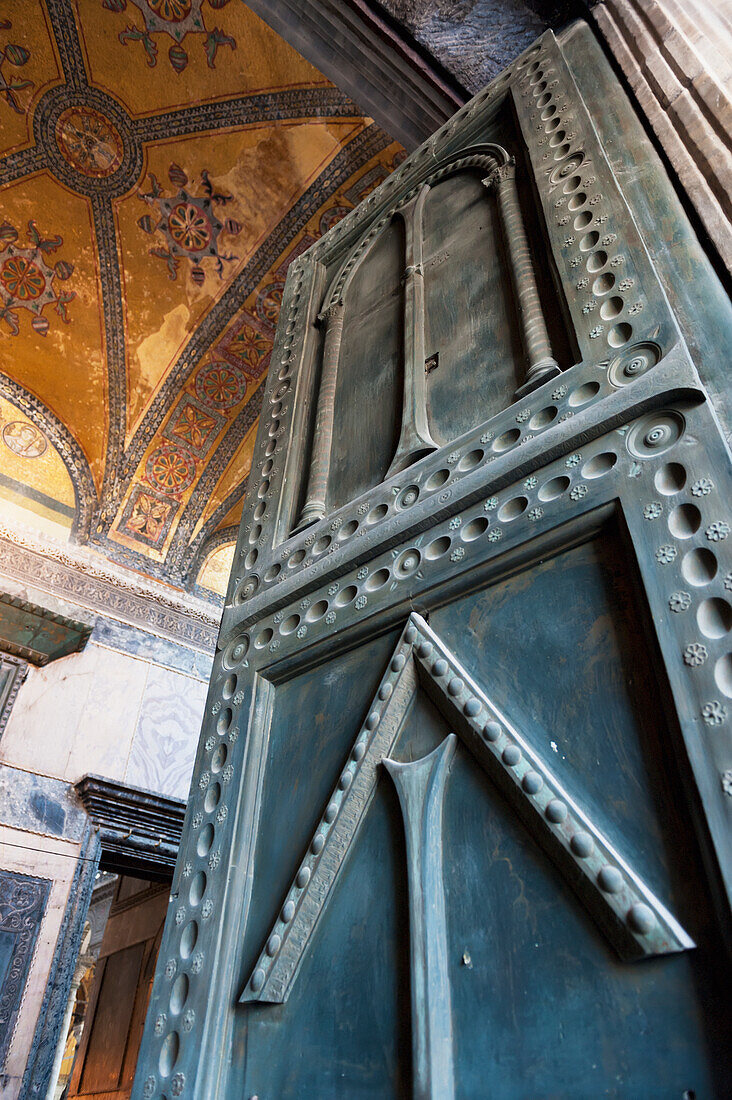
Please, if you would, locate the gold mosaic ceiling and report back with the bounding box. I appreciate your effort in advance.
[0,0,402,596]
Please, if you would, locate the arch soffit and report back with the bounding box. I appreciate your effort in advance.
[0,372,97,541]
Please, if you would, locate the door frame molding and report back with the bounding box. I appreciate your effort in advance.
[76,774,186,882]
[19,820,101,1100]
[18,780,185,1098]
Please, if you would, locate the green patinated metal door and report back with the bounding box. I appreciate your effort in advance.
[133,21,731,1100]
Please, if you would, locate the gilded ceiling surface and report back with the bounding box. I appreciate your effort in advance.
[0,0,402,597]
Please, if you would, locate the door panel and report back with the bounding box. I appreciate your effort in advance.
[239,629,402,985]
[328,219,405,512]
[242,759,412,1098]
[235,532,728,1098]
[132,21,732,1100]
[79,944,145,1094]
[422,171,522,441]
[431,528,674,891]
[70,879,166,1099]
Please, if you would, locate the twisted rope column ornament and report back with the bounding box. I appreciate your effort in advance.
[484,160,561,396]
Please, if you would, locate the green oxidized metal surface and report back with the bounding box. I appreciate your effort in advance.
[133,21,732,1100]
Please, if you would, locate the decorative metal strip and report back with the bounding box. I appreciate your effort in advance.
[222,346,702,637]
[512,32,680,363]
[412,616,695,962]
[224,30,697,619]
[240,644,419,1003]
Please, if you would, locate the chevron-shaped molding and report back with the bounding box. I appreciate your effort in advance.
[241,613,694,1005]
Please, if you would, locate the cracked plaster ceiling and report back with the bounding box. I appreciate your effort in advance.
[0,0,402,599]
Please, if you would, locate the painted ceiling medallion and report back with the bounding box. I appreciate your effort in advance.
[194,362,247,410]
[112,0,236,72]
[138,165,240,281]
[2,421,48,458]
[35,85,142,198]
[55,106,125,179]
[146,444,197,495]
[122,486,177,548]
[0,221,75,336]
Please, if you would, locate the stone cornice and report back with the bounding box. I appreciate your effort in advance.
[76,773,186,880]
[0,522,219,653]
[242,0,465,149]
[591,0,732,277]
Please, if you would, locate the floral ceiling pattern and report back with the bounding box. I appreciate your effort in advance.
[0,0,402,597]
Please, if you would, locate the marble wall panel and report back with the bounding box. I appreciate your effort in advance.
[124,665,207,801]
[0,764,87,841]
[0,644,149,783]
[92,617,213,680]
[62,646,150,783]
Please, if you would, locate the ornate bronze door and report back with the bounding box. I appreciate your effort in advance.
[133,22,731,1100]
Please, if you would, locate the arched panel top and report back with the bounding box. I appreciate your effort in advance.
[196,539,236,598]
[0,388,87,541]
[322,144,511,314]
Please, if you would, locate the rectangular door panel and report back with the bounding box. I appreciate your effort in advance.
[239,628,402,985]
[235,532,728,1097]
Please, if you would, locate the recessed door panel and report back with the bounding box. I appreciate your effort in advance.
[422,172,521,443]
[327,220,405,512]
[234,536,728,1097]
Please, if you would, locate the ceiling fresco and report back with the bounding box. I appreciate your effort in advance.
[0,0,403,598]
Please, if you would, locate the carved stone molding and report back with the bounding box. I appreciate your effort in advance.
[591,0,732,276]
[0,656,27,739]
[0,870,51,1072]
[75,774,186,880]
[0,522,219,653]
[20,821,100,1100]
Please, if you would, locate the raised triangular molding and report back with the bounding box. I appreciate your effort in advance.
[241,614,693,1004]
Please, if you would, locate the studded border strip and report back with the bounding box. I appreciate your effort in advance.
[225,345,702,629]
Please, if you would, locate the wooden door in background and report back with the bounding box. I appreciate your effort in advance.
[68,878,166,1100]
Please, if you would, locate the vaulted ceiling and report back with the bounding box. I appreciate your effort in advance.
[0,0,402,598]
